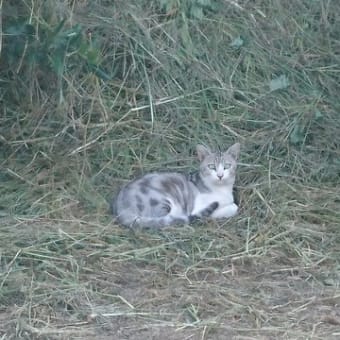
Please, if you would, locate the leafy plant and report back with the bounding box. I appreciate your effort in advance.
[2,17,108,81]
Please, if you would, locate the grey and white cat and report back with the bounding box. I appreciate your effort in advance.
[113,143,240,228]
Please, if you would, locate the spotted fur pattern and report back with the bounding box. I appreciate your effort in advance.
[113,143,240,228]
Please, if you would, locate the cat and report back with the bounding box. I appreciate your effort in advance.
[113,143,240,228]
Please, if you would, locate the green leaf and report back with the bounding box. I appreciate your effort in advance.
[50,49,65,76]
[190,6,204,19]
[314,110,323,120]
[89,64,111,81]
[179,20,193,54]
[86,48,100,64]
[52,19,67,37]
[269,74,290,91]
[289,119,305,145]
[230,36,244,48]
[78,42,100,64]
[47,19,67,47]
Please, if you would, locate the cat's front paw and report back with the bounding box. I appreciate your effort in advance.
[210,202,239,219]
[230,203,239,217]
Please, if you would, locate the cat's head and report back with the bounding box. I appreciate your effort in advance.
[196,143,240,186]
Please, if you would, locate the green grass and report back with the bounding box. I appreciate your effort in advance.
[1,0,340,339]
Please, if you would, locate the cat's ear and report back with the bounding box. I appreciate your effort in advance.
[196,145,211,161]
[225,143,240,160]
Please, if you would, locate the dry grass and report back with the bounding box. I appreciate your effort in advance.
[1,0,340,339]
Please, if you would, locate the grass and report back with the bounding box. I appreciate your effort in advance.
[1,0,340,339]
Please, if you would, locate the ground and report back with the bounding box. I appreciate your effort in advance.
[1,0,340,339]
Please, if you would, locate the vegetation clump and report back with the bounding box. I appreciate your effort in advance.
[1,0,340,338]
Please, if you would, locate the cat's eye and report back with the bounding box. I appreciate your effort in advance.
[224,163,231,169]
[208,164,216,170]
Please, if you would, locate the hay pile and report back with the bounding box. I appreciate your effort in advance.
[1,0,339,338]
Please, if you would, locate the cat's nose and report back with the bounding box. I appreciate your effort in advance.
[217,174,224,180]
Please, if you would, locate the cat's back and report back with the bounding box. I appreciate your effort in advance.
[118,171,189,197]
[114,171,191,210]
[113,171,194,227]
